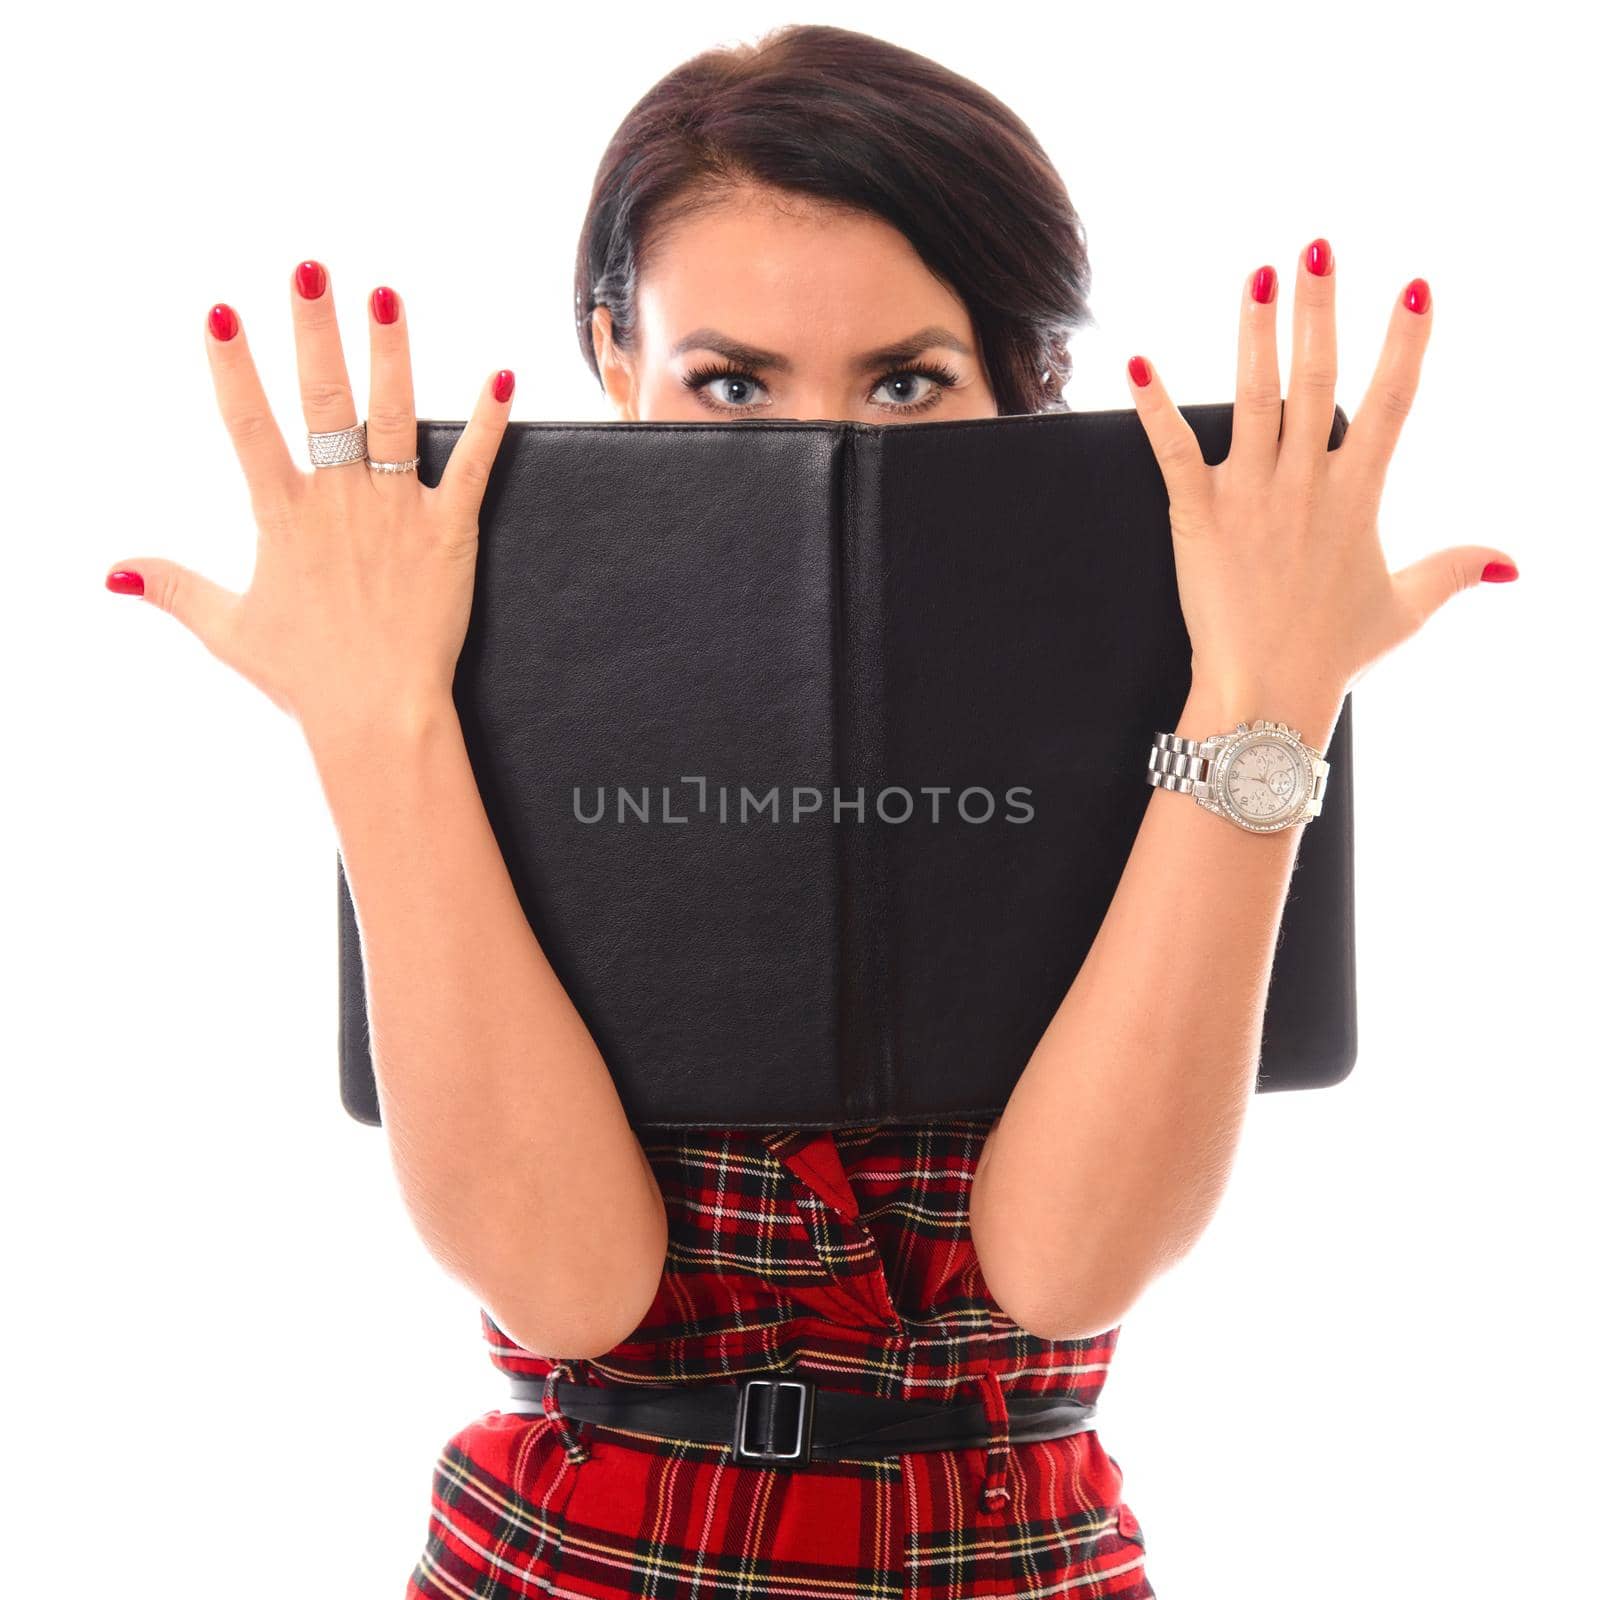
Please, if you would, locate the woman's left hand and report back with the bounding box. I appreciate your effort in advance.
[1126,237,1518,720]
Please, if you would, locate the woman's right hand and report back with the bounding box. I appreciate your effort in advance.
[103,259,516,745]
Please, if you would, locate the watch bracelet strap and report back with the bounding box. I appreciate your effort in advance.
[1146,730,1217,795]
[1145,726,1330,820]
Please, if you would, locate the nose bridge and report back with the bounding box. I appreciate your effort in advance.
[763,378,866,424]
[781,401,847,422]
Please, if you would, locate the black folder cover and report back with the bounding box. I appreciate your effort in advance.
[338,404,1356,1131]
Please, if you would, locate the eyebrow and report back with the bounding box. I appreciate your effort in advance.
[668,324,974,375]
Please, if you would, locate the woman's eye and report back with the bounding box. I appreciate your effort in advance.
[683,360,955,416]
[703,372,767,409]
[871,371,940,407]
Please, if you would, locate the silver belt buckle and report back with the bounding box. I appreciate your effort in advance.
[731,1375,816,1468]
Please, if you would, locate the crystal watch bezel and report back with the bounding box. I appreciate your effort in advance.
[1200,725,1313,834]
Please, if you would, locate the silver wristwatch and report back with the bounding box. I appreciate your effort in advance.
[1146,719,1331,833]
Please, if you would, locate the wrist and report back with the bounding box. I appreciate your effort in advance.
[1178,677,1346,752]
[301,692,461,776]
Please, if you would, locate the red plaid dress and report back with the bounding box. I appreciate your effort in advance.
[405,1118,1155,1597]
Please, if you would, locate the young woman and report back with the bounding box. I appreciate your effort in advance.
[103,23,1515,1600]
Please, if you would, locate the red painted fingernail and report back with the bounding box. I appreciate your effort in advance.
[1404,278,1431,315]
[208,303,238,341]
[295,260,327,299]
[371,286,399,325]
[493,369,515,403]
[1252,265,1277,304]
[106,570,145,595]
[1127,355,1152,388]
[1306,238,1332,277]
[1481,559,1519,583]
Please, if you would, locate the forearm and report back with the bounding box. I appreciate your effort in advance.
[308,697,667,1359]
[969,678,1346,1340]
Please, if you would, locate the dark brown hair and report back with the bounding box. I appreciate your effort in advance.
[573,24,1094,416]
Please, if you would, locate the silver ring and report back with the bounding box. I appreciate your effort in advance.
[368,454,421,474]
[307,420,368,468]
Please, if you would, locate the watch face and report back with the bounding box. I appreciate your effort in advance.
[1219,734,1305,827]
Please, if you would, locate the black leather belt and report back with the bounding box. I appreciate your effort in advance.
[507,1373,1098,1469]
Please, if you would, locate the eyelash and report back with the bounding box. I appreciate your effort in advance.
[680,358,962,416]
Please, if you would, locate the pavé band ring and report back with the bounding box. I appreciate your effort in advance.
[307,420,367,468]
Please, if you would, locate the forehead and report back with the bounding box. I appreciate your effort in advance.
[635,188,973,357]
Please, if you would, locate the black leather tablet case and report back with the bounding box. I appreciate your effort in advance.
[339,404,1356,1131]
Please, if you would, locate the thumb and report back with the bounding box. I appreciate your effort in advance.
[1389,546,1520,630]
[104,557,241,660]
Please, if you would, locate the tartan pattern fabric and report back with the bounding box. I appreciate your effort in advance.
[406,1118,1155,1597]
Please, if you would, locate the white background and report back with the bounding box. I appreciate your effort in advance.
[7,3,1595,1595]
